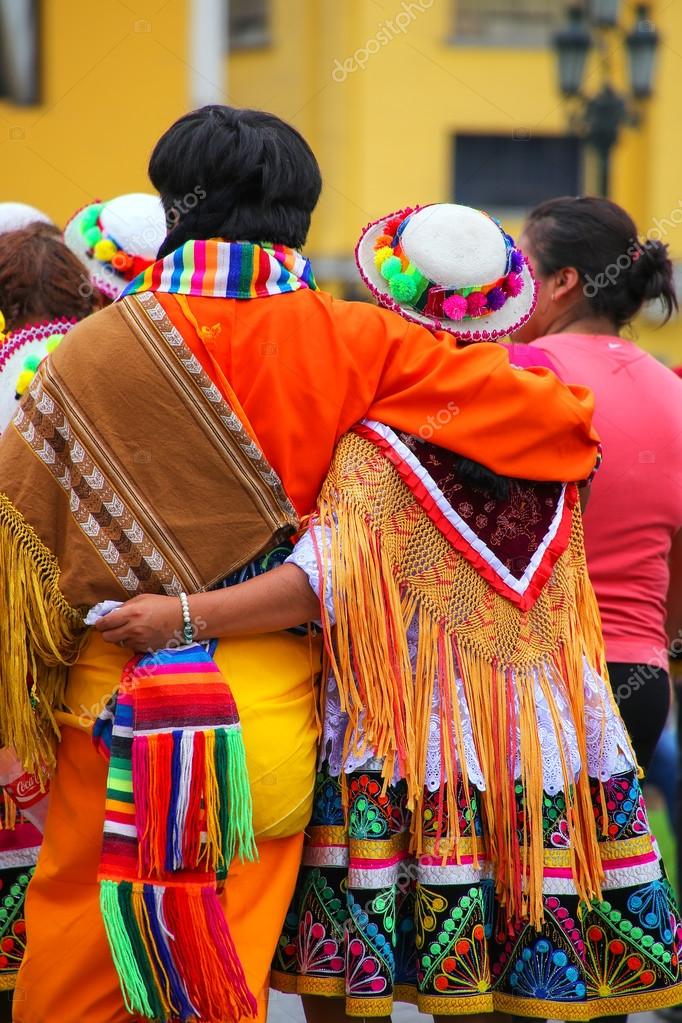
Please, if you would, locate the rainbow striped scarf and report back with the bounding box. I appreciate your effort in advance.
[120,239,317,299]
[94,644,257,1022]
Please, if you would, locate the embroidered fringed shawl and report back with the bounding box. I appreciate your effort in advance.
[313,421,629,928]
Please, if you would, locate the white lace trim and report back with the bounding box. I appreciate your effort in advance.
[287,525,335,626]
[320,617,635,794]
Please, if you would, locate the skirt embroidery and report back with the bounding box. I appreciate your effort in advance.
[272,767,682,1018]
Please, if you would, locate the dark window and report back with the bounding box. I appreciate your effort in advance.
[228,0,269,50]
[454,134,583,213]
[453,0,563,46]
[0,0,40,105]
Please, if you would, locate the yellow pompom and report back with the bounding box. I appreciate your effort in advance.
[373,246,393,270]
[0,310,5,334]
[15,369,35,396]
[93,238,118,262]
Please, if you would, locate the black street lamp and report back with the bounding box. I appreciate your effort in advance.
[553,3,660,196]
[626,6,660,98]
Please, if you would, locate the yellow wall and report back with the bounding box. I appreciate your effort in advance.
[0,0,189,225]
[2,0,681,360]
[230,0,682,362]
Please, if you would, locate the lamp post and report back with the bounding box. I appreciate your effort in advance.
[553,3,659,197]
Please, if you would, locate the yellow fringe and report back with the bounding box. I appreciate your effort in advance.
[0,493,86,775]
[1,790,16,830]
[202,730,221,870]
[315,432,633,928]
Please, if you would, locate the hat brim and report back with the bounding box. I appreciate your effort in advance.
[355,207,537,341]
[63,204,122,300]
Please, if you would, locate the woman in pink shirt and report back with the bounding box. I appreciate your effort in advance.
[509,196,682,773]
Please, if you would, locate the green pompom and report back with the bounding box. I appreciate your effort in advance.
[45,334,64,353]
[81,203,104,230]
[460,287,474,298]
[380,256,402,281]
[84,225,102,248]
[390,273,418,303]
[23,354,42,372]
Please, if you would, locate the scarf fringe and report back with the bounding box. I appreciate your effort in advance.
[315,462,632,928]
[133,726,257,878]
[100,879,257,1022]
[0,493,85,774]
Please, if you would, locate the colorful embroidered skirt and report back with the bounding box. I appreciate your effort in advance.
[0,798,40,992]
[271,765,682,1019]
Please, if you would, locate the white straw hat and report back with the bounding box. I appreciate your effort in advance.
[0,202,53,235]
[355,203,537,341]
[64,192,166,300]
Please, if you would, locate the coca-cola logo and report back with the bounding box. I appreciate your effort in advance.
[7,772,45,808]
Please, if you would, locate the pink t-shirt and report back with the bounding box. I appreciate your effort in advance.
[508,334,682,667]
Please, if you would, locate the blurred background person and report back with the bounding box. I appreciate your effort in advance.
[0,221,106,432]
[0,204,52,236]
[509,196,682,778]
[646,721,679,833]
[63,192,166,301]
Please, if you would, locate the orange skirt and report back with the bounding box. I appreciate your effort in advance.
[13,727,304,1023]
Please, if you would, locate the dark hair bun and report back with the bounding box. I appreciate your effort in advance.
[628,239,676,309]
[525,196,678,328]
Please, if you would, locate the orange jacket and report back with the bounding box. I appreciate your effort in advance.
[159,290,598,515]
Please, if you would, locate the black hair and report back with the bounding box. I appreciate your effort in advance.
[524,196,677,328]
[454,456,510,500]
[149,105,322,257]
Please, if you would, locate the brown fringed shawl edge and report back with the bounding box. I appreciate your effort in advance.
[313,428,635,927]
[0,493,86,775]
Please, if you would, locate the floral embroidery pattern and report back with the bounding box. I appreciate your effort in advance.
[273,768,682,1017]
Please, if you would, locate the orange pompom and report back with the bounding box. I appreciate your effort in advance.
[111,251,134,272]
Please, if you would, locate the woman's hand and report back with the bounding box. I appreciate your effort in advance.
[95,594,184,652]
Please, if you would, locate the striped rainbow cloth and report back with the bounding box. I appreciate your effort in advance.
[94,644,257,1022]
[120,239,317,300]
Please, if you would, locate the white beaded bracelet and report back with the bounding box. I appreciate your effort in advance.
[179,591,193,645]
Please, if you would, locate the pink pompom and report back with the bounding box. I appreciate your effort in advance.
[466,292,488,316]
[504,272,524,297]
[442,294,468,320]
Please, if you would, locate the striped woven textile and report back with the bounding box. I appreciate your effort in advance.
[120,239,317,299]
[95,644,257,1022]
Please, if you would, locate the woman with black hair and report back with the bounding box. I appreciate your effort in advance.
[1,109,600,1023]
[510,196,682,777]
